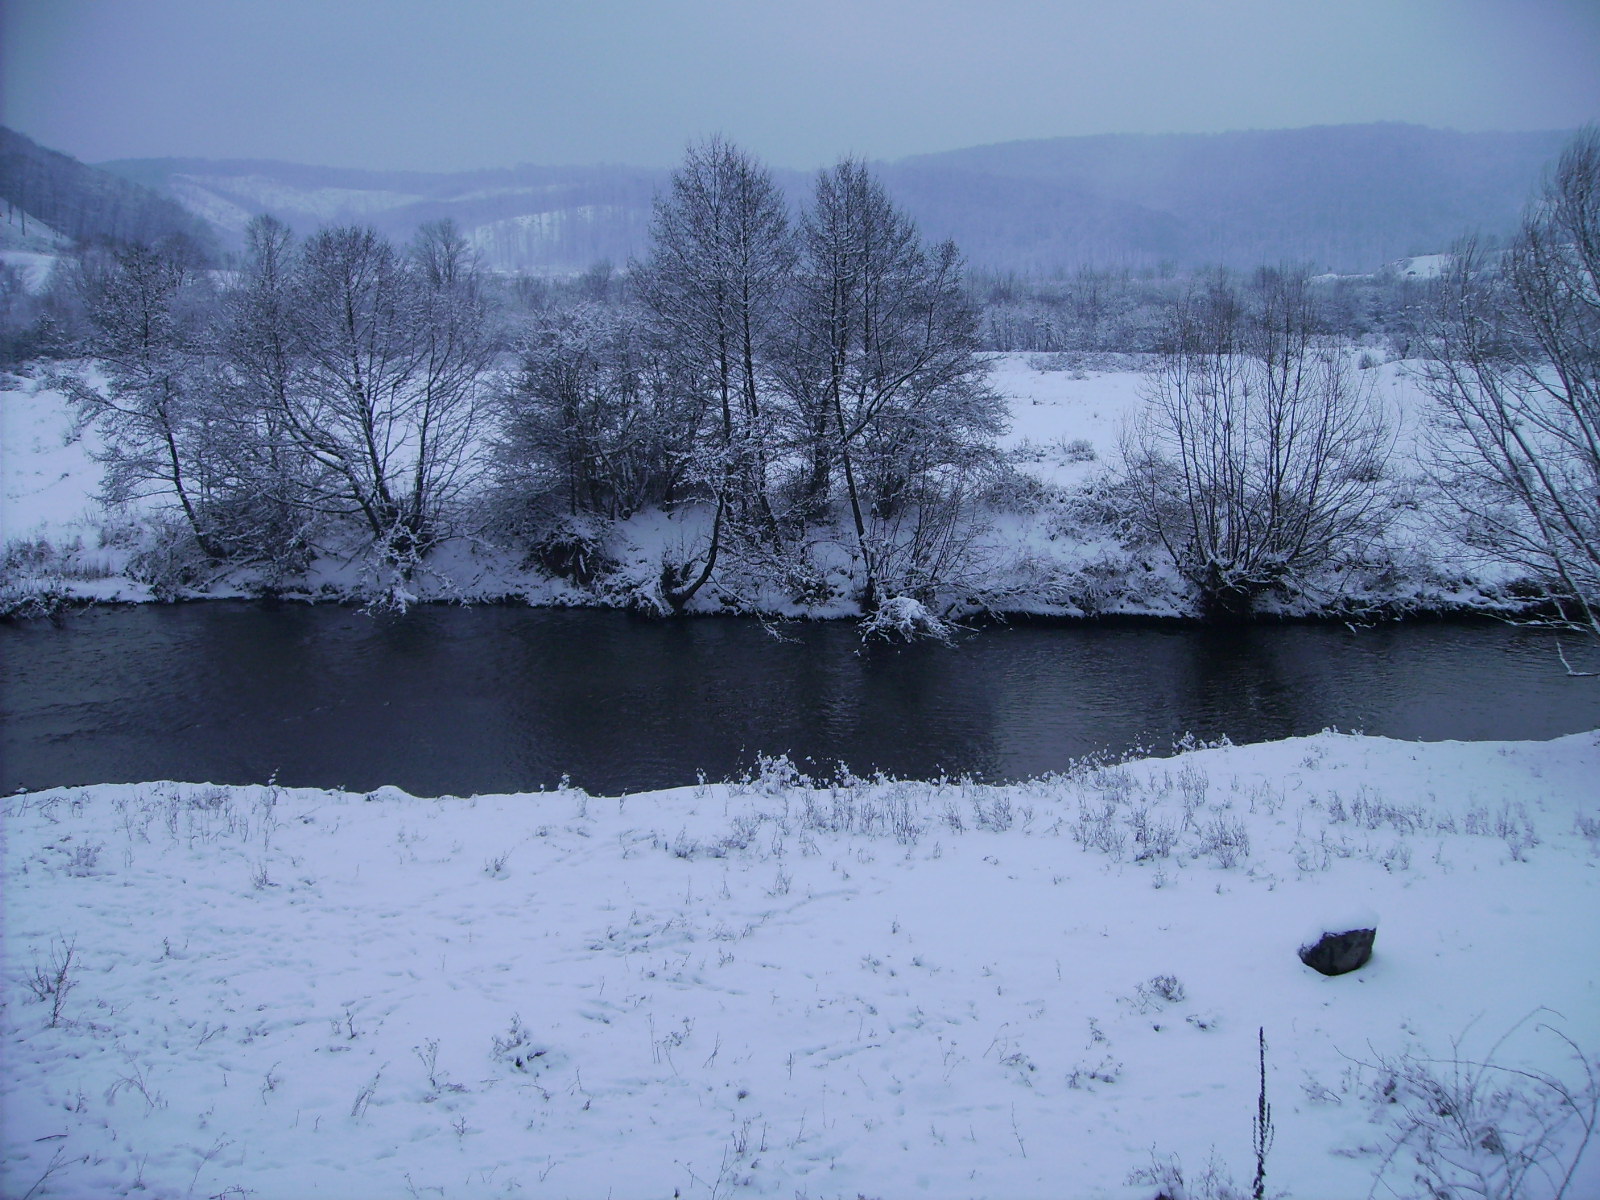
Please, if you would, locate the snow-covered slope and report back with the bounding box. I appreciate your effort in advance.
[1,369,105,544]
[0,211,69,254]
[0,249,60,291]
[3,731,1596,1199]
[176,173,428,223]
[465,204,631,272]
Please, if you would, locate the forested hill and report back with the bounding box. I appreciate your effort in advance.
[889,124,1573,273]
[96,155,666,275]
[0,127,218,256]
[77,123,1579,275]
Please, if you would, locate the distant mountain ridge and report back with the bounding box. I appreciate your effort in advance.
[15,123,1579,275]
[888,124,1573,272]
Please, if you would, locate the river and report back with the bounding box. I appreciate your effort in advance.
[3,604,1596,795]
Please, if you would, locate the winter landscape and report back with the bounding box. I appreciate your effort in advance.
[2,733,1598,1199]
[4,2,1600,1198]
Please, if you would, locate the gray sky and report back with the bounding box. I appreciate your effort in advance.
[3,0,1598,172]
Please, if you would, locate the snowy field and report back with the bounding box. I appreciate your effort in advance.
[4,732,1597,1199]
[1,368,103,548]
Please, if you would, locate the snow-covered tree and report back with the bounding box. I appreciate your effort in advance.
[212,214,319,570]
[781,159,1004,610]
[61,237,226,560]
[497,302,690,522]
[1124,269,1394,617]
[632,138,795,607]
[1420,129,1600,643]
[279,224,487,568]
[405,219,495,544]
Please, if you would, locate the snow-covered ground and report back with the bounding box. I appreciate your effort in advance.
[4,732,1596,1199]
[0,365,148,603]
[2,370,100,545]
[0,250,62,290]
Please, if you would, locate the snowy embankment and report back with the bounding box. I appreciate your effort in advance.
[4,733,1597,1199]
[2,354,1526,620]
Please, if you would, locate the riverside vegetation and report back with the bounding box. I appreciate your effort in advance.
[2,132,1597,641]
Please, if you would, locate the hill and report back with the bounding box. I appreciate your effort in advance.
[98,155,665,273]
[90,124,1577,275]
[0,127,218,257]
[892,123,1571,272]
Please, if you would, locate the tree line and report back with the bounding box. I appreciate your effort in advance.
[52,141,1003,614]
[973,264,1438,358]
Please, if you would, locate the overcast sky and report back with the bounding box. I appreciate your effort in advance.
[3,0,1598,172]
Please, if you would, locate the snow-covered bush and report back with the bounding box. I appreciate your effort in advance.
[1060,436,1097,463]
[525,514,615,586]
[1361,1018,1598,1200]
[125,515,214,600]
[858,595,958,645]
[0,572,75,621]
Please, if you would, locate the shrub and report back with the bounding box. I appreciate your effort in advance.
[1061,436,1097,463]
[1361,1017,1598,1200]
[525,515,614,586]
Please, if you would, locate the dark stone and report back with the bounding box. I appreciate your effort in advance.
[1299,927,1376,976]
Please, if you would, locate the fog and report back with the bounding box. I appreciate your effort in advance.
[4,0,1598,172]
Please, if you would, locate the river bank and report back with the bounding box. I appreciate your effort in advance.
[0,354,1553,626]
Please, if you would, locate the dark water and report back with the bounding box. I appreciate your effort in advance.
[3,603,1597,796]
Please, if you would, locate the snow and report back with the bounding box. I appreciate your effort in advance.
[1387,254,1453,280]
[1314,254,1456,284]
[991,353,1149,490]
[858,595,957,643]
[444,185,567,205]
[178,174,427,221]
[3,732,1596,1199]
[1,371,106,544]
[0,211,69,254]
[166,178,261,237]
[4,354,1597,1196]
[0,250,60,291]
[466,206,627,266]
[972,351,1516,620]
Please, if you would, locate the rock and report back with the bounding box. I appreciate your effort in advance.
[1299,926,1376,976]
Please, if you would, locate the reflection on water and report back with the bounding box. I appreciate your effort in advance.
[3,604,1596,795]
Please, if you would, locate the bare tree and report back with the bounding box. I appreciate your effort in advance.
[213,214,319,571]
[783,159,1004,611]
[406,219,495,545]
[1419,128,1600,645]
[60,237,226,560]
[280,224,486,570]
[633,137,794,609]
[1125,269,1394,617]
[283,226,420,559]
